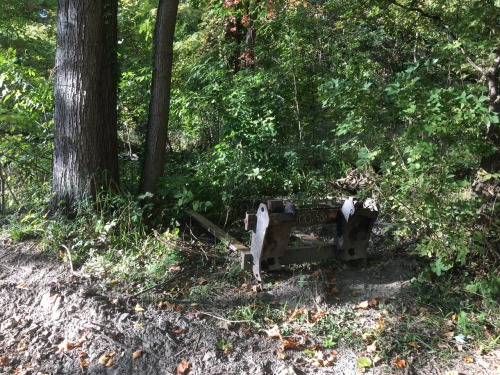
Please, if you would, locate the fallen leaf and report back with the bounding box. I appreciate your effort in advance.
[276,350,288,360]
[394,357,406,368]
[105,358,116,367]
[372,356,382,364]
[80,359,89,367]
[58,339,75,352]
[264,325,282,339]
[0,356,9,366]
[280,338,301,351]
[407,342,420,349]
[366,341,377,353]
[78,352,87,358]
[356,357,372,368]
[356,300,369,309]
[132,350,144,359]
[464,356,474,363]
[176,360,190,374]
[375,317,385,332]
[252,284,263,293]
[197,277,208,285]
[98,355,110,365]
[310,309,328,322]
[134,303,145,313]
[361,332,374,341]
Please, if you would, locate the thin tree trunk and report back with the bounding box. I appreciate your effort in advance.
[480,51,500,173]
[140,0,179,194]
[52,0,119,211]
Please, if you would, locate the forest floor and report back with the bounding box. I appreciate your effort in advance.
[0,226,499,375]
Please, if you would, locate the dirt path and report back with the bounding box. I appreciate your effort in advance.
[0,239,495,375]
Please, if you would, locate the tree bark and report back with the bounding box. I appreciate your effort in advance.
[52,0,119,211]
[139,0,179,194]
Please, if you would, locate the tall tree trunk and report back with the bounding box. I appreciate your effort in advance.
[139,0,179,194]
[52,0,119,211]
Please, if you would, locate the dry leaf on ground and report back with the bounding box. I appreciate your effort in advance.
[132,350,144,359]
[394,357,406,368]
[134,303,145,313]
[280,338,301,351]
[264,325,282,339]
[366,341,377,353]
[176,360,190,374]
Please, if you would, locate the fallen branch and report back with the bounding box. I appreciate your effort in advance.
[195,310,251,324]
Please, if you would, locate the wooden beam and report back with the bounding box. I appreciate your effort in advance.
[186,209,249,252]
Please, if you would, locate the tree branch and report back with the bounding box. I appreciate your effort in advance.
[388,0,486,75]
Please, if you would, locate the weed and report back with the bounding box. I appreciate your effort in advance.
[216,338,233,353]
[322,336,336,348]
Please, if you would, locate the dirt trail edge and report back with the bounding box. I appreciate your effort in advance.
[0,240,492,375]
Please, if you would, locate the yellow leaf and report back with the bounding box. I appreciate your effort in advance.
[98,355,110,365]
[134,303,145,313]
[132,350,144,359]
[407,342,420,349]
[105,358,116,367]
[464,356,474,363]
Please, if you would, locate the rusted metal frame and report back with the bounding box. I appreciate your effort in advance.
[280,230,336,265]
[245,207,340,232]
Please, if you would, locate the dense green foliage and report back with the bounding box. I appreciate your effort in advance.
[0,0,498,297]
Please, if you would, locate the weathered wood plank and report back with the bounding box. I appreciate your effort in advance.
[186,209,249,252]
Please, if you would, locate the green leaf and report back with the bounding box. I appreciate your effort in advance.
[356,357,372,368]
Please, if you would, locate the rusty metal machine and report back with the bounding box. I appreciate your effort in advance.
[187,198,378,283]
